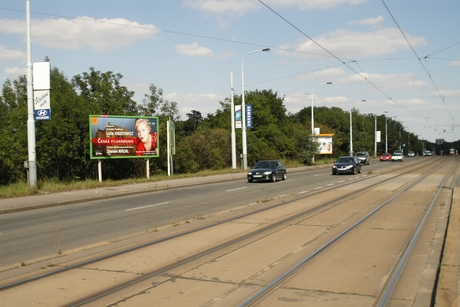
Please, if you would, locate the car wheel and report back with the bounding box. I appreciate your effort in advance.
[271,173,277,182]
[358,168,361,174]
[248,178,253,183]
[282,172,287,180]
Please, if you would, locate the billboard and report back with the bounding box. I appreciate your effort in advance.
[315,134,333,154]
[89,115,159,159]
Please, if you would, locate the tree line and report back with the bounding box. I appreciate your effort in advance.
[0,63,438,185]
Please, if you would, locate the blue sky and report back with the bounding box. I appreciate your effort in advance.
[0,0,459,143]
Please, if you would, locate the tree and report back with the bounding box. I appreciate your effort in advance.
[0,77,28,184]
[183,110,203,135]
[138,84,180,120]
[72,67,137,115]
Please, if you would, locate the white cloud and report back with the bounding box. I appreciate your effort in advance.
[182,0,260,15]
[166,92,225,117]
[297,67,347,82]
[0,45,24,61]
[182,0,367,14]
[448,60,460,67]
[265,0,367,10]
[4,66,26,77]
[176,42,214,56]
[294,28,427,58]
[342,72,430,90]
[0,17,159,53]
[348,15,385,26]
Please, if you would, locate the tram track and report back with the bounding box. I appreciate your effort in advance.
[240,157,456,307]
[0,157,454,306]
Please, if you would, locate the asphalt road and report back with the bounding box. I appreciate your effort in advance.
[0,158,411,268]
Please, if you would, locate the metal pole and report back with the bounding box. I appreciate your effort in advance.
[26,0,37,187]
[230,73,236,169]
[374,115,377,157]
[311,82,332,163]
[350,108,353,156]
[385,112,388,153]
[241,48,270,170]
[167,119,171,176]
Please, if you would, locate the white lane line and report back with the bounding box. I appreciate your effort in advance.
[126,202,169,212]
[314,186,324,190]
[227,187,247,192]
[298,191,309,194]
[314,174,323,176]
[327,183,335,186]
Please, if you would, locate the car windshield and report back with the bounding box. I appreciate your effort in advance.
[255,161,274,168]
[337,157,354,163]
[356,152,364,156]
[393,153,402,156]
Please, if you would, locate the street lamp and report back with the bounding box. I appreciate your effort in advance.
[311,82,332,163]
[385,111,388,153]
[374,115,377,157]
[350,107,353,156]
[241,48,270,170]
[350,100,365,157]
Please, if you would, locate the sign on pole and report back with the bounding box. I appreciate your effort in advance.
[246,104,253,128]
[235,105,242,129]
[33,62,51,121]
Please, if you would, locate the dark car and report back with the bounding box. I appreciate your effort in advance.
[354,151,370,165]
[247,160,287,183]
[332,156,361,175]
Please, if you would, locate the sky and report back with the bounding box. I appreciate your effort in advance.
[0,0,459,143]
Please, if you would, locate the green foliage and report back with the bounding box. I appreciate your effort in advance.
[0,63,429,185]
[174,127,231,173]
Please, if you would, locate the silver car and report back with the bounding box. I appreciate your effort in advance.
[354,151,370,165]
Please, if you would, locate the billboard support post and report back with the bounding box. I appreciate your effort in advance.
[146,160,150,179]
[98,160,102,182]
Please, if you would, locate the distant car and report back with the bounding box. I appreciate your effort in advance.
[408,151,415,157]
[391,152,404,162]
[423,150,432,156]
[355,151,370,165]
[247,160,287,183]
[380,152,392,161]
[332,156,361,175]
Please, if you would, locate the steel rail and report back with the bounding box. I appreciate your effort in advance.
[238,157,452,307]
[376,157,457,307]
[0,158,442,297]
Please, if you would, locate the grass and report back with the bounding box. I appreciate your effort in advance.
[0,168,247,199]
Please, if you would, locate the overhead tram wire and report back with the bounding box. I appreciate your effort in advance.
[382,0,455,124]
[0,5,359,94]
[258,0,429,124]
[0,5,337,62]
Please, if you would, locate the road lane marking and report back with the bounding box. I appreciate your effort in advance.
[314,174,323,176]
[227,187,247,192]
[126,202,169,211]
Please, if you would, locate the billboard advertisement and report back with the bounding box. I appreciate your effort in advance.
[89,115,159,159]
[315,134,333,154]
